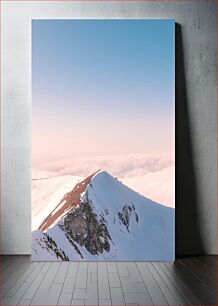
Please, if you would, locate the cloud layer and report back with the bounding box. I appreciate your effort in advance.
[32,153,174,207]
[33,153,173,178]
[123,167,174,207]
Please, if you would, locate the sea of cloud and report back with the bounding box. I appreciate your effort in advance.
[32,152,174,207]
[32,152,172,178]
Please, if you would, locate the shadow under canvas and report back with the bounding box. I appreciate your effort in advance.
[175,23,205,257]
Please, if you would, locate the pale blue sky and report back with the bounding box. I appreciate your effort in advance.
[32,19,175,159]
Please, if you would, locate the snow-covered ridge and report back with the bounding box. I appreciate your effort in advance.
[38,170,100,232]
[32,175,83,231]
[32,170,175,261]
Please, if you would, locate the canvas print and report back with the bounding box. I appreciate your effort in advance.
[32,20,175,261]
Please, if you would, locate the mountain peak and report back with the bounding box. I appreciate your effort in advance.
[33,169,175,261]
[93,170,113,179]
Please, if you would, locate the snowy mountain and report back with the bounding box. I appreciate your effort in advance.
[32,170,175,261]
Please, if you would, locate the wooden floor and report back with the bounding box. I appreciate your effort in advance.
[0,256,217,305]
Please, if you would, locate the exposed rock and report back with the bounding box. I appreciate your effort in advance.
[118,204,139,232]
[59,193,112,256]
[38,171,100,232]
[36,233,69,261]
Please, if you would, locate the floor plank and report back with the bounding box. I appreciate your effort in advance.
[144,262,179,305]
[2,257,29,288]
[186,256,217,286]
[137,262,168,305]
[2,281,32,305]
[158,261,200,304]
[54,262,69,284]
[176,258,217,304]
[36,262,60,293]
[31,283,63,305]
[110,287,125,305]
[0,256,217,305]
[152,262,190,304]
[199,255,217,274]
[98,262,111,300]
[22,263,51,300]
[5,262,41,298]
[57,292,72,305]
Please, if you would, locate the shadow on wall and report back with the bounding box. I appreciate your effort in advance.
[175,23,205,256]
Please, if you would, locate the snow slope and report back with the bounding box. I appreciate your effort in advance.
[32,171,175,261]
[32,175,83,230]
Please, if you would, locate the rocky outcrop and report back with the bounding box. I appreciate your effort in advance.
[34,233,69,261]
[118,204,139,232]
[59,193,112,256]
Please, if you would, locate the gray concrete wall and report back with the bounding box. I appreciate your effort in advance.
[1,1,217,255]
